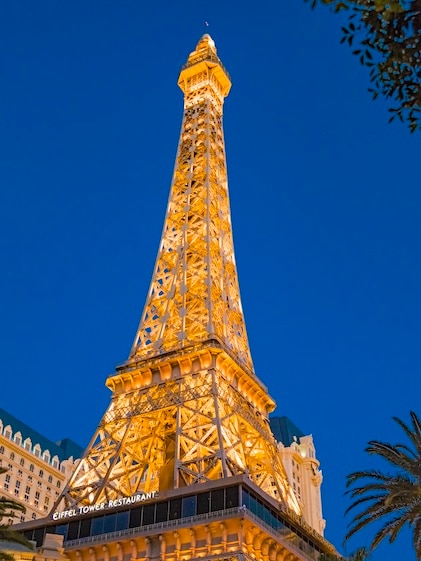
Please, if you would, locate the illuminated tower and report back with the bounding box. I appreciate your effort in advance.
[54,33,298,514]
[17,35,338,561]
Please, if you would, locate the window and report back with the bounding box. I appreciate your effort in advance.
[79,518,92,538]
[116,511,129,531]
[34,491,40,508]
[10,452,15,460]
[256,498,264,520]
[15,435,22,446]
[4,430,11,439]
[31,513,37,520]
[29,464,34,472]
[48,475,53,483]
[55,525,68,540]
[197,491,210,515]
[241,489,250,509]
[57,481,61,489]
[68,521,80,541]
[103,513,117,533]
[28,475,32,482]
[39,469,44,477]
[143,504,155,525]
[156,501,168,523]
[226,486,239,508]
[0,446,4,454]
[169,498,182,520]
[129,507,141,528]
[210,489,224,512]
[18,470,23,478]
[24,440,31,451]
[24,486,30,502]
[181,495,196,518]
[20,458,25,466]
[91,516,104,536]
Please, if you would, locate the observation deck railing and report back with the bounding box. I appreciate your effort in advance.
[64,506,327,561]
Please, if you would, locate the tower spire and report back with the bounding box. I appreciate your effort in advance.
[128,34,253,374]
[52,34,300,519]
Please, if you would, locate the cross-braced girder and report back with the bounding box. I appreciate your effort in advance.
[56,363,300,515]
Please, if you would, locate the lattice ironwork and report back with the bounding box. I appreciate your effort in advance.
[53,35,301,520]
[127,34,253,374]
[57,364,299,513]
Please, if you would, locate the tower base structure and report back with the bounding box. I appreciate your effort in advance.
[16,476,338,561]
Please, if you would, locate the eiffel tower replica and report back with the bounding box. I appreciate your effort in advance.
[16,35,338,561]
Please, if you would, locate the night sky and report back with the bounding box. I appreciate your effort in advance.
[1,3,420,561]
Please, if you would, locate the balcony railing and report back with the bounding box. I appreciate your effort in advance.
[64,506,328,561]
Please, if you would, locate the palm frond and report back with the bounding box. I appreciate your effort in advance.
[0,526,33,548]
[0,469,34,559]
[344,412,421,559]
[366,440,417,472]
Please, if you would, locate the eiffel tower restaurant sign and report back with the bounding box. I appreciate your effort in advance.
[51,491,158,521]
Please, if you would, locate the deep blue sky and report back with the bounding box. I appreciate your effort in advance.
[1,2,420,560]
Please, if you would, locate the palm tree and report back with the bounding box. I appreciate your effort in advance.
[347,548,370,561]
[344,411,421,559]
[0,467,34,561]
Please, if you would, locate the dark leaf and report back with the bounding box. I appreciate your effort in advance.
[304,0,421,132]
